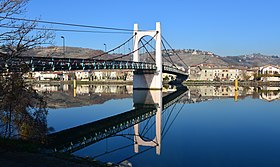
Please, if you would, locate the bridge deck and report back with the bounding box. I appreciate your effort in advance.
[0,57,188,77]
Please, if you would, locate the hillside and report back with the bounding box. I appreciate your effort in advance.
[24,47,280,68]
[221,53,280,67]
[163,49,229,67]
[165,50,280,67]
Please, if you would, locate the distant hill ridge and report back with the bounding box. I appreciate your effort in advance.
[25,47,280,68]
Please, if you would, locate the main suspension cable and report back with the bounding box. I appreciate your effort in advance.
[140,39,155,62]
[0,16,135,32]
[141,38,173,65]
[0,25,131,34]
[161,40,178,68]
[162,35,188,67]
[91,34,136,59]
[108,32,158,61]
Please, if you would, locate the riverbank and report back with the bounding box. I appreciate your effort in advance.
[26,79,280,87]
[0,138,109,167]
[25,79,133,85]
[183,80,280,87]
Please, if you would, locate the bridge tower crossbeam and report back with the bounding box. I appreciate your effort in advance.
[133,22,162,90]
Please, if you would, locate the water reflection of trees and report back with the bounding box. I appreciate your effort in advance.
[0,73,48,143]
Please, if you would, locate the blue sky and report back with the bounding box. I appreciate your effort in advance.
[26,0,280,56]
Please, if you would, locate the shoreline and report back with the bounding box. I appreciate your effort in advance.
[183,80,280,87]
[25,79,133,85]
[26,79,280,87]
[26,79,172,85]
[0,138,108,167]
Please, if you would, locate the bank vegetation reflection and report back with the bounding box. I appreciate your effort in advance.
[0,74,48,143]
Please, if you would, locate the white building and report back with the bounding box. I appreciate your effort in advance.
[259,65,280,75]
[189,66,245,81]
[261,77,280,82]
[76,85,90,94]
[31,72,59,81]
[259,87,280,102]
[33,84,59,92]
[75,70,90,81]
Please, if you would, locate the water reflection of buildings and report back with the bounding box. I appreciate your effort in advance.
[31,84,135,108]
[186,85,280,102]
[33,84,134,95]
[75,85,134,95]
[259,86,280,102]
[32,84,178,108]
[33,84,177,95]
[33,83,280,106]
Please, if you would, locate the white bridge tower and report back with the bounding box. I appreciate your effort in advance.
[133,22,162,90]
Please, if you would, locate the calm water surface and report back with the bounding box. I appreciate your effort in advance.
[42,84,280,167]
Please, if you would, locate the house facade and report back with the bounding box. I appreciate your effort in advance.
[91,70,133,81]
[189,65,245,81]
[75,70,90,81]
[30,72,60,81]
[259,65,280,75]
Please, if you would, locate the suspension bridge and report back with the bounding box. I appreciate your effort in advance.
[1,22,189,89]
[0,21,191,160]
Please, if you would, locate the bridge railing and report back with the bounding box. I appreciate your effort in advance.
[2,57,158,72]
[1,56,188,77]
[163,65,188,76]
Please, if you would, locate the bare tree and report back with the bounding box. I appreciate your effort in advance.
[0,0,54,72]
[0,0,52,143]
[0,72,48,142]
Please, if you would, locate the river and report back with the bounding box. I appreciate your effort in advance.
[2,82,280,167]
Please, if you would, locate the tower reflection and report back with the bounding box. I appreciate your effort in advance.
[133,90,162,155]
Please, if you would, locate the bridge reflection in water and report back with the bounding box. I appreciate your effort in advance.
[46,86,188,155]
[133,90,162,155]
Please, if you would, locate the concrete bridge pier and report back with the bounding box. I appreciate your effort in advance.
[133,22,162,90]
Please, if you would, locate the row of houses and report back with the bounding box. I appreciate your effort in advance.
[188,85,280,102]
[26,69,177,82]
[26,69,134,81]
[188,64,280,81]
[25,64,280,82]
